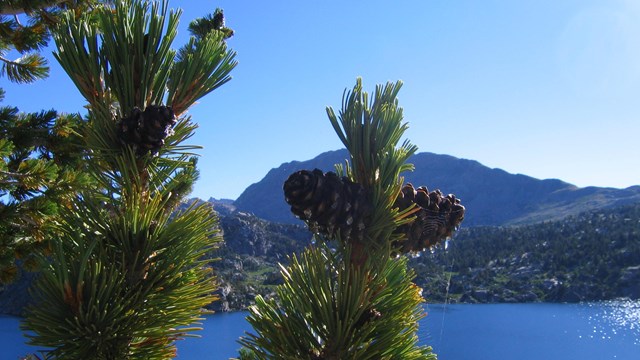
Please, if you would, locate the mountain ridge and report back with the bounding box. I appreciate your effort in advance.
[234,149,640,226]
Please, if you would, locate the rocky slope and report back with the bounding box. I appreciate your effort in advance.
[208,209,312,312]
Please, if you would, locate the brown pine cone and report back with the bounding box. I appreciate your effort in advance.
[117,105,176,156]
[392,184,465,253]
[283,169,371,243]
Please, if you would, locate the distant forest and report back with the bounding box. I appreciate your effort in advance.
[413,202,640,303]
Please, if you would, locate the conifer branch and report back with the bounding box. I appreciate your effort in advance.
[0,53,49,83]
[0,0,68,15]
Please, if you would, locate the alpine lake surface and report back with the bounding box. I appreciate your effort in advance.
[2,300,638,359]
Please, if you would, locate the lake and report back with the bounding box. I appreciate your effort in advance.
[2,300,638,359]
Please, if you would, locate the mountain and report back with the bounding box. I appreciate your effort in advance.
[234,149,640,226]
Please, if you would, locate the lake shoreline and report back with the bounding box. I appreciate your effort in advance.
[2,300,638,360]
[3,297,636,319]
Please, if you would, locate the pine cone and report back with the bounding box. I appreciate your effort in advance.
[284,169,371,243]
[117,105,176,156]
[213,10,225,29]
[393,184,465,253]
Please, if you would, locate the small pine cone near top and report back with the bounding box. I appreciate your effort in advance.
[213,9,225,29]
[393,183,465,253]
[117,105,177,156]
[283,169,371,243]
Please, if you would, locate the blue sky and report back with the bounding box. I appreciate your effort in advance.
[3,0,639,200]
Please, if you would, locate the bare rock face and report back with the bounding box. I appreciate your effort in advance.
[218,211,312,259]
[220,212,274,257]
[207,208,312,312]
[210,283,233,312]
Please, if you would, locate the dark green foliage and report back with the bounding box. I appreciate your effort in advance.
[240,245,434,360]
[0,0,99,282]
[0,0,99,83]
[187,8,233,40]
[168,22,236,116]
[0,101,89,282]
[24,197,219,359]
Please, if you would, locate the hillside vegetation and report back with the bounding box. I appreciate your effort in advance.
[414,202,640,303]
[209,200,640,310]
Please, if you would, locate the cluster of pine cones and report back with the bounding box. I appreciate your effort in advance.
[117,105,176,156]
[283,169,371,243]
[283,169,465,253]
[393,183,465,253]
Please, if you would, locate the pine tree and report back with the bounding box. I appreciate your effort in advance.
[0,0,99,83]
[0,0,99,283]
[239,79,464,359]
[0,92,90,282]
[22,0,237,358]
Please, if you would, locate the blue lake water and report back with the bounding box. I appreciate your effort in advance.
[2,300,638,359]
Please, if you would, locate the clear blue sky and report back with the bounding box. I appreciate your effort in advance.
[3,0,639,200]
